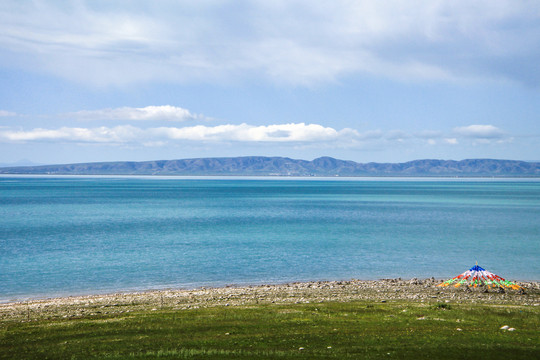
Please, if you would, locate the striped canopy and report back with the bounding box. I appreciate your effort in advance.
[438,263,521,290]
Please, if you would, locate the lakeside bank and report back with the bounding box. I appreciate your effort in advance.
[2,278,538,322]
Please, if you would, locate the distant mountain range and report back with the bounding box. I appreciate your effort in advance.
[1,157,539,177]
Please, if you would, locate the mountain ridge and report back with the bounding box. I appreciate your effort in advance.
[1,156,539,177]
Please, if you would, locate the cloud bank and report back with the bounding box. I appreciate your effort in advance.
[0,123,353,144]
[1,0,539,86]
[67,106,202,122]
[0,123,512,150]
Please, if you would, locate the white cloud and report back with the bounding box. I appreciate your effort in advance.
[0,126,141,143]
[0,110,16,117]
[453,125,505,139]
[0,123,356,144]
[67,106,201,122]
[155,123,358,142]
[0,121,521,158]
[1,1,538,86]
[0,123,514,149]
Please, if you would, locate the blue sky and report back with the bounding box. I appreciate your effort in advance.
[1,0,539,165]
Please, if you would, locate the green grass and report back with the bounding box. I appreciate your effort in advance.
[1,301,538,359]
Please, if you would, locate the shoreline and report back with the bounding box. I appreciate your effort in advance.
[3,276,539,305]
[2,278,538,322]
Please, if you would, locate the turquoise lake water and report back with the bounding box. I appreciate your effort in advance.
[1,176,539,302]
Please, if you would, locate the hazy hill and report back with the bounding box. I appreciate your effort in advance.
[0,157,539,176]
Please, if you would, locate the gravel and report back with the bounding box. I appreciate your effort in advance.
[1,278,538,322]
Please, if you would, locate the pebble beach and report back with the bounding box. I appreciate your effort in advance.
[2,278,538,322]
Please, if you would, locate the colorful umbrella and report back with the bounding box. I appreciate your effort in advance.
[438,263,521,290]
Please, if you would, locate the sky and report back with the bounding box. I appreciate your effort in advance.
[1,0,539,165]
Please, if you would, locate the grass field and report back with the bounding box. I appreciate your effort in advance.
[1,299,538,359]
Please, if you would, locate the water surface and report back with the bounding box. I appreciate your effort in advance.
[1,176,538,302]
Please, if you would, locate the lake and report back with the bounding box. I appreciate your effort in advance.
[1,176,539,302]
